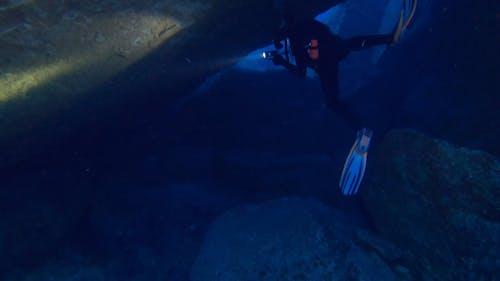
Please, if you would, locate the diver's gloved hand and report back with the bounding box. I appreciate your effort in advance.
[273,40,283,49]
[272,54,286,66]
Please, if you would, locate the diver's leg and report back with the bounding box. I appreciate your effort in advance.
[319,66,362,131]
[342,35,393,51]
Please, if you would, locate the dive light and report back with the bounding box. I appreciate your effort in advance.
[261,50,277,59]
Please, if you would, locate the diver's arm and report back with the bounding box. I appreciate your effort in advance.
[273,28,288,49]
[273,36,285,49]
[272,54,307,77]
[282,60,307,77]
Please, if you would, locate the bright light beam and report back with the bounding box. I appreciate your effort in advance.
[0,11,183,103]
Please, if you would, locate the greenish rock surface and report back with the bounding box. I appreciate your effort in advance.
[191,197,413,281]
[362,129,500,281]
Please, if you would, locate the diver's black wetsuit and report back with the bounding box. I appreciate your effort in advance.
[273,18,393,130]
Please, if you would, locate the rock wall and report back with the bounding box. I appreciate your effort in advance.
[362,129,500,281]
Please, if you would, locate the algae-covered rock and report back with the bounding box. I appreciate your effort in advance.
[190,197,413,281]
[362,129,500,281]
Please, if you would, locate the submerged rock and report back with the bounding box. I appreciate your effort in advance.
[0,198,87,277]
[191,197,413,281]
[362,129,500,281]
[4,261,107,281]
[62,10,80,21]
[0,0,28,11]
[0,23,20,36]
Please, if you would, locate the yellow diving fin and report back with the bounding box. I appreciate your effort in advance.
[393,0,418,43]
[402,0,418,30]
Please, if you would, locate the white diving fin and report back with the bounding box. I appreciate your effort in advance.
[339,128,373,196]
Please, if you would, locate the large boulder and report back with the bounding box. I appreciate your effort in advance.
[191,197,414,281]
[362,129,500,281]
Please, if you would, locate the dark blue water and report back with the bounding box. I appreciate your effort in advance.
[0,0,498,280]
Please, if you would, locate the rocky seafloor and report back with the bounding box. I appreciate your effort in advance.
[2,129,498,281]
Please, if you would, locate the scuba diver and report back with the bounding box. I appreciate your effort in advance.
[265,0,417,195]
